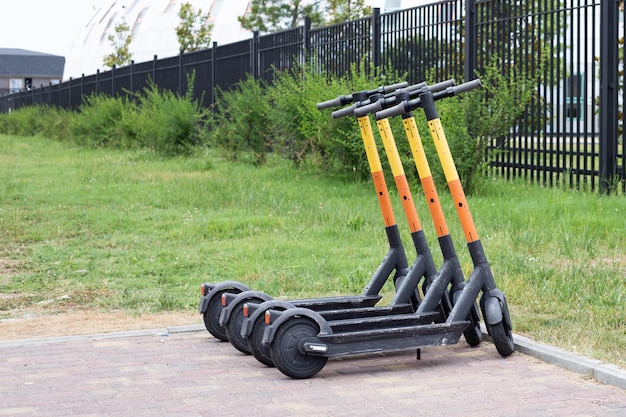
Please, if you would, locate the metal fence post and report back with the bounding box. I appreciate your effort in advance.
[464,0,477,82]
[153,55,157,84]
[130,60,134,94]
[211,41,217,109]
[252,31,259,79]
[179,51,183,94]
[303,16,311,69]
[111,65,116,96]
[372,7,381,69]
[599,0,619,193]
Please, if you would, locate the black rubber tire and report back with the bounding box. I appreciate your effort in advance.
[270,318,328,379]
[248,315,274,367]
[463,323,483,347]
[225,297,266,355]
[203,290,232,342]
[463,304,483,347]
[490,321,515,357]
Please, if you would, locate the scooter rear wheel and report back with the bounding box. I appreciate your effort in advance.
[203,289,235,341]
[248,315,274,367]
[270,317,328,379]
[490,321,515,357]
[225,297,266,354]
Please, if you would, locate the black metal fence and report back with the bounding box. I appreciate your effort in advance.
[1,0,623,193]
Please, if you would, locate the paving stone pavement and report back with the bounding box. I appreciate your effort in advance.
[1,327,625,417]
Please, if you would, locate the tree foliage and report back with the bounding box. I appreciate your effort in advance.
[176,2,214,53]
[326,0,371,24]
[238,0,324,33]
[103,21,132,68]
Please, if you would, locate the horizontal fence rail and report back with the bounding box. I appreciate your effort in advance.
[1,0,623,193]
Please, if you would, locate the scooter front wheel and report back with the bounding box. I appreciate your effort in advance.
[463,323,482,347]
[270,317,328,379]
[489,321,515,357]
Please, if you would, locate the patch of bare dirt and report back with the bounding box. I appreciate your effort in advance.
[1,257,204,341]
[1,309,203,341]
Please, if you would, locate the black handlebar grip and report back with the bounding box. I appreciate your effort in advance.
[353,101,384,118]
[381,81,409,93]
[452,78,482,95]
[428,79,455,93]
[331,104,357,119]
[317,95,351,110]
[375,102,406,120]
[401,82,427,93]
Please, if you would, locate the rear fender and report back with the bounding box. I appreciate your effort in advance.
[197,280,250,314]
[218,290,272,326]
[240,299,295,338]
[261,308,331,346]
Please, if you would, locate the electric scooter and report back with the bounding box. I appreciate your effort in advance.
[261,79,513,379]
[377,81,515,356]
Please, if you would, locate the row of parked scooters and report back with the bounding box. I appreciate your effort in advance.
[198,78,515,379]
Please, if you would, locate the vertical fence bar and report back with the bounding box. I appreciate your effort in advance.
[211,41,217,109]
[252,31,259,79]
[465,0,477,82]
[600,0,618,193]
[372,7,381,69]
[622,1,626,193]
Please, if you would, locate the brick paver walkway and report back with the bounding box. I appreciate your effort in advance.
[1,329,625,416]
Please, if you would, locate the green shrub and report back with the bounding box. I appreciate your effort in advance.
[70,94,131,148]
[210,74,272,164]
[265,61,405,179]
[0,105,66,137]
[457,58,536,194]
[126,80,206,155]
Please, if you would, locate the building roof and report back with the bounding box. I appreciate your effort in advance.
[0,48,65,78]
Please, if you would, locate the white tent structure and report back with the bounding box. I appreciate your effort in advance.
[64,0,434,80]
[65,0,252,79]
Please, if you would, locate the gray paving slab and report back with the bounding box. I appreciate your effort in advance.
[0,327,625,417]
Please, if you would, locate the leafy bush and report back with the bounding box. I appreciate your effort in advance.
[67,76,206,155]
[457,58,537,194]
[0,105,70,138]
[125,80,207,155]
[209,74,272,164]
[264,62,406,179]
[70,94,131,148]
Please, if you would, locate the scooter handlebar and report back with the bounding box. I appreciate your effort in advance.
[376,102,408,120]
[429,79,456,93]
[331,103,357,119]
[452,78,482,95]
[376,78,482,119]
[318,82,409,111]
[353,101,383,118]
[353,81,432,117]
[380,81,410,94]
[317,95,352,110]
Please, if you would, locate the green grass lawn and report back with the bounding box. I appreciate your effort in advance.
[1,134,624,368]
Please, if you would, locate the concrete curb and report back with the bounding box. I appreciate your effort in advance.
[0,324,206,348]
[1,324,624,391]
[483,330,626,391]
